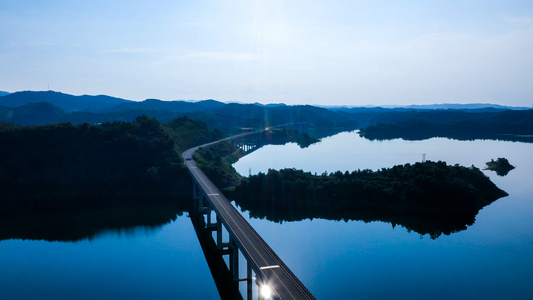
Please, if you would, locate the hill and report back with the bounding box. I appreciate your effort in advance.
[104,100,350,133]
[0,91,132,112]
[0,115,223,217]
[0,102,65,125]
[2,90,532,142]
[324,103,529,111]
[395,103,530,110]
[0,92,360,135]
[103,98,226,113]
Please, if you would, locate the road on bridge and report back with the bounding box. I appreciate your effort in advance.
[182,129,315,300]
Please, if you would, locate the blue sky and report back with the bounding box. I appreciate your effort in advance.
[1,0,532,106]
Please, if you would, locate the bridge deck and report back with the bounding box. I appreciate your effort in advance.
[183,132,315,300]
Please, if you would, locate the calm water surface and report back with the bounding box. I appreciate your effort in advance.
[233,131,533,299]
[1,131,532,299]
[0,217,220,299]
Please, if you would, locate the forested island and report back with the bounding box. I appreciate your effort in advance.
[485,158,515,176]
[230,162,508,238]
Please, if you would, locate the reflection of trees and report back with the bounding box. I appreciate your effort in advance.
[359,119,533,143]
[0,197,188,242]
[485,158,515,176]
[230,162,508,239]
[194,128,322,188]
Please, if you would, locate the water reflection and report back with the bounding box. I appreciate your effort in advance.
[231,198,492,239]
[0,197,188,242]
[484,157,515,176]
[360,129,533,143]
[232,131,514,240]
[232,131,533,299]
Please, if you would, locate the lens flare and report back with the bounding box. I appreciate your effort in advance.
[260,285,272,299]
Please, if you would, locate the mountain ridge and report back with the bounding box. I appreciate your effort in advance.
[1,91,531,139]
[0,92,360,135]
[103,98,227,113]
[323,103,530,111]
[0,91,132,113]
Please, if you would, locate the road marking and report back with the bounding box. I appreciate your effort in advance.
[260,265,280,270]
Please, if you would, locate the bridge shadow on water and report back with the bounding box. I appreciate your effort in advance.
[189,208,245,300]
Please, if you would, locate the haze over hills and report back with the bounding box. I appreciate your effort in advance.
[0,91,132,113]
[0,102,65,125]
[4,91,528,112]
[323,103,531,111]
[1,91,532,140]
[0,91,358,133]
[103,98,226,113]
[390,103,530,110]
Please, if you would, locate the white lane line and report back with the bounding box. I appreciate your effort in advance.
[260,265,280,270]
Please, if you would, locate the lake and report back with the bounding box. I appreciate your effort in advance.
[1,131,532,299]
[233,131,533,299]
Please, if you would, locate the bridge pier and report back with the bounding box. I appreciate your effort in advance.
[193,182,199,200]
[246,262,253,300]
[229,236,239,281]
[232,130,268,154]
[189,190,242,299]
[217,216,223,248]
[191,180,263,300]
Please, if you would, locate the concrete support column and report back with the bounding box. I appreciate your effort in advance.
[207,206,212,225]
[247,262,253,300]
[199,194,204,212]
[193,182,199,200]
[217,216,223,249]
[199,194,210,214]
[229,236,239,281]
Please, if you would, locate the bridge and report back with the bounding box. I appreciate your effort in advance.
[183,128,315,300]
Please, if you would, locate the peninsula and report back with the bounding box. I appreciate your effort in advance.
[230,161,508,238]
